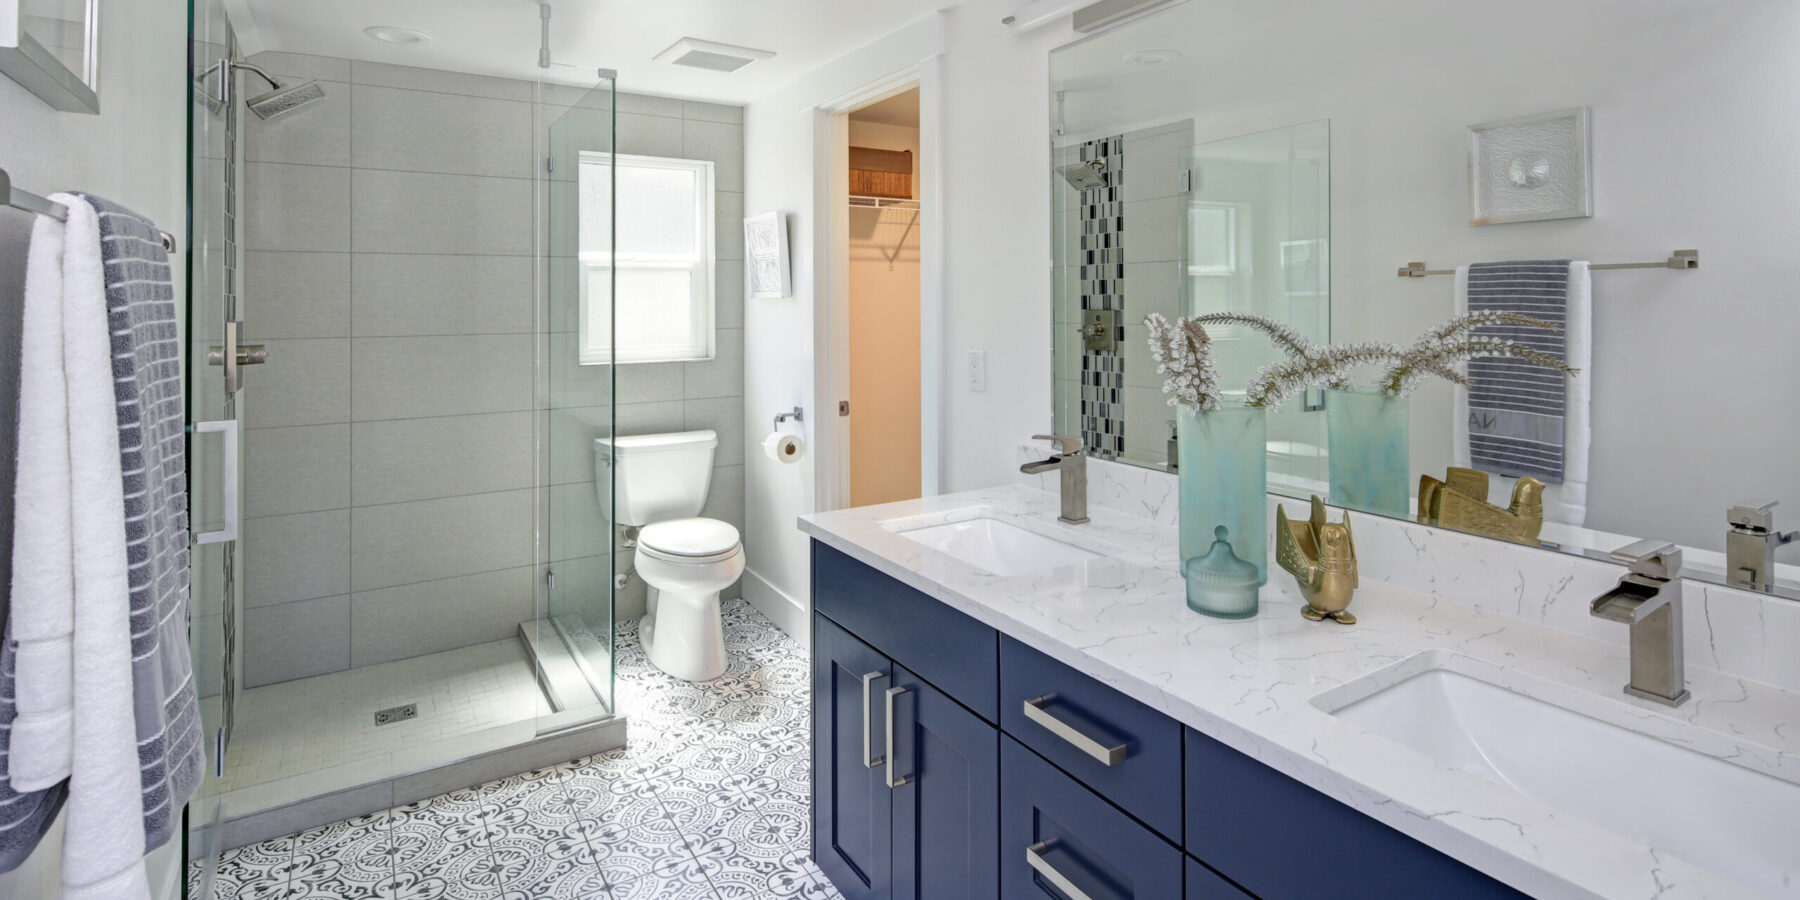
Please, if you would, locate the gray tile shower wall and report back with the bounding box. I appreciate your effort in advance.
[239,52,746,686]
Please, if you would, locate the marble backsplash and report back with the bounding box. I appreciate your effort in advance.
[1013,445,1800,693]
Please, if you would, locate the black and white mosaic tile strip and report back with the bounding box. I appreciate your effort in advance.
[195,601,840,900]
[1078,134,1127,459]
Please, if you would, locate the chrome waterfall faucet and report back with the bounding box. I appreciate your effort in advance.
[1020,435,1089,525]
[1589,540,1689,706]
[1726,500,1797,591]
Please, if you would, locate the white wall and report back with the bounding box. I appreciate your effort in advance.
[0,1,190,895]
[742,3,1074,636]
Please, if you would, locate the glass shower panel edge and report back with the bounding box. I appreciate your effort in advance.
[535,72,617,730]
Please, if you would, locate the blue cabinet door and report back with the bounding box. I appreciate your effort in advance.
[1000,736,1184,899]
[815,614,894,900]
[890,663,999,900]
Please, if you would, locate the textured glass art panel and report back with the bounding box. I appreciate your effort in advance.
[1469,107,1592,225]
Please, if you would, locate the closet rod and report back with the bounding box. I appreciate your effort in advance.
[1,165,178,253]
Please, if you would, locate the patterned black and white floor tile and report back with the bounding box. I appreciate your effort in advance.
[196,600,842,900]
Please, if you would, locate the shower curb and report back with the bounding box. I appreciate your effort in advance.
[198,714,629,854]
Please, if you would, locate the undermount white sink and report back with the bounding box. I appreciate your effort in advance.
[893,517,1102,576]
[1324,665,1800,898]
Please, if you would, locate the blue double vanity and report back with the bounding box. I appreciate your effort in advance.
[808,540,1519,899]
[798,484,1800,899]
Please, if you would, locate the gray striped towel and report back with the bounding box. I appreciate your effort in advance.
[1465,260,1570,483]
[77,193,203,853]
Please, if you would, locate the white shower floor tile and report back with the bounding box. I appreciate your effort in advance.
[196,600,841,900]
[207,638,550,794]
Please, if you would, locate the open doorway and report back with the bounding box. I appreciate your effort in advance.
[836,86,924,507]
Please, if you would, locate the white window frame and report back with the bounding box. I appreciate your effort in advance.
[578,152,717,366]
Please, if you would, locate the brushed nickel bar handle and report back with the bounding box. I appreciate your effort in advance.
[884,686,913,789]
[861,671,886,769]
[1023,694,1127,766]
[1026,840,1094,900]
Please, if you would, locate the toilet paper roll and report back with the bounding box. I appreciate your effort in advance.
[763,432,804,463]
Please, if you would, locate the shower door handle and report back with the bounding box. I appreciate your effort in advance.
[208,344,268,366]
[194,419,240,545]
[207,321,267,395]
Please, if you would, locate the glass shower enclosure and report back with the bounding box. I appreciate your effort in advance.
[183,0,623,885]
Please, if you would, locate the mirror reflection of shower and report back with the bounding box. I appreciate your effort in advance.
[193,60,329,120]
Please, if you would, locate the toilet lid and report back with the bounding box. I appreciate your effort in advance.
[639,517,741,560]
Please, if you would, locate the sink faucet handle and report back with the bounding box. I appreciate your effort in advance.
[1032,434,1083,456]
[1728,500,1780,531]
[1611,539,1682,580]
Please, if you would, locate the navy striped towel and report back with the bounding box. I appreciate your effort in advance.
[1464,260,1570,483]
[77,193,203,854]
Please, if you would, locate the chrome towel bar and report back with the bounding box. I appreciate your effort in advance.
[2,164,178,253]
[1398,249,1697,278]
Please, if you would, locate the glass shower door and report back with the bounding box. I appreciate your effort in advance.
[184,0,242,886]
[536,73,618,723]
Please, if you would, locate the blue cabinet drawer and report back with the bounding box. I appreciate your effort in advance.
[1187,857,1252,899]
[999,635,1184,842]
[1185,727,1526,899]
[1001,736,1183,900]
[814,540,999,723]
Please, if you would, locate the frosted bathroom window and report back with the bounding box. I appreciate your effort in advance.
[578,153,716,365]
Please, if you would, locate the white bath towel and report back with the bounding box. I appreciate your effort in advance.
[9,196,149,899]
[8,206,75,792]
[1454,260,1593,525]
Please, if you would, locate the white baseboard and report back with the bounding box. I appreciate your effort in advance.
[741,569,808,648]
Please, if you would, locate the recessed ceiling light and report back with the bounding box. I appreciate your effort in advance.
[364,25,431,45]
[653,37,775,73]
[1125,48,1181,66]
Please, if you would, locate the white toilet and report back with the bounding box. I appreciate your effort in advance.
[595,430,743,682]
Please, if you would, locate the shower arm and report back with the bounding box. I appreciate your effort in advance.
[197,58,287,107]
[229,61,286,91]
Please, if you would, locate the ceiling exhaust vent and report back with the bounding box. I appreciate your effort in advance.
[653,37,776,73]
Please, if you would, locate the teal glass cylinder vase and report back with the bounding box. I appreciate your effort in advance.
[1325,387,1410,518]
[1176,404,1267,618]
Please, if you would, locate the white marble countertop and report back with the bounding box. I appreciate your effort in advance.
[798,485,1800,900]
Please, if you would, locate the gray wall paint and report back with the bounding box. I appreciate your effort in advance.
[238,52,744,686]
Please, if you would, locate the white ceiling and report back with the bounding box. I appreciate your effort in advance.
[237,0,947,103]
[850,87,920,128]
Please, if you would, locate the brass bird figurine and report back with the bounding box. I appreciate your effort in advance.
[1276,496,1359,624]
[1417,467,1545,546]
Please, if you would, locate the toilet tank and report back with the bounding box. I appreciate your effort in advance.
[594,430,718,526]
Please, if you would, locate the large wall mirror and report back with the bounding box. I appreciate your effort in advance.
[1050,0,1800,598]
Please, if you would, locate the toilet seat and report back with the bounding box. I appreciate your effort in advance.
[638,517,741,564]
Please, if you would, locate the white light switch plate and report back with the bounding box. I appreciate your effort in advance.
[967,350,987,392]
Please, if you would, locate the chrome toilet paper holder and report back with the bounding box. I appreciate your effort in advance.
[773,407,804,431]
